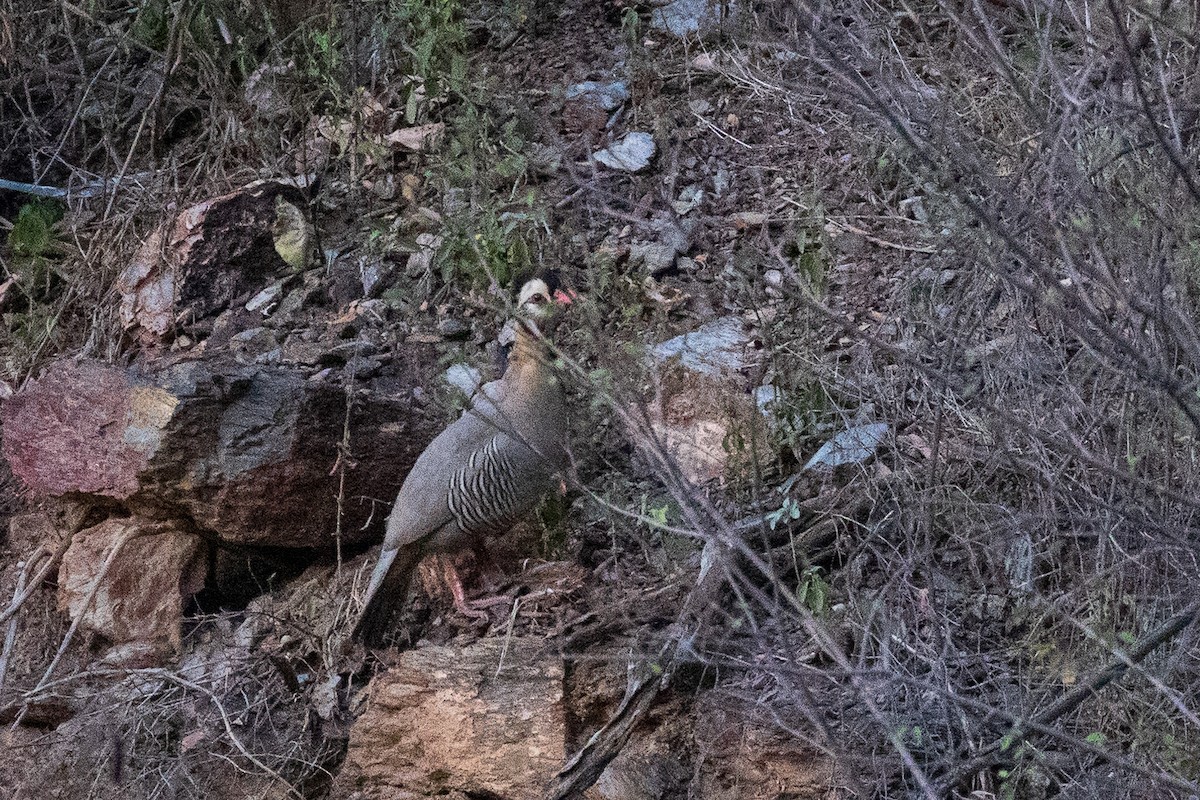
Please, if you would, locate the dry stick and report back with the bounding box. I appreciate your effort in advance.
[0,553,37,701]
[538,318,876,797]
[332,344,360,580]
[545,563,724,800]
[766,239,1200,524]
[779,9,1200,434]
[0,534,74,627]
[146,669,307,800]
[932,597,1200,794]
[544,408,848,796]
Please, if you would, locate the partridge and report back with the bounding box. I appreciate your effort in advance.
[351,277,572,646]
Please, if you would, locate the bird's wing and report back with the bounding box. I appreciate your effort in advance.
[378,403,510,551]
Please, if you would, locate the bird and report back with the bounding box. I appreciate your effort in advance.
[351,275,574,646]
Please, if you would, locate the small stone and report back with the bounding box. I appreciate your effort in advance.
[246,278,289,313]
[444,363,483,396]
[630,242,678,275]
[594,132,657,173]
[438,317,470,339]
[651,0,736,37]
[763,268,784,297]
[564,80,630,112]
[526,142,562,176]
[651,316,757,376]
[672,184,705,215]
[657,219,693,255]
[731,211,768,229]
[754,384,783,416]
[344,355,382,380]
[230,328,279,363]
[712,167,731,197]
[687,98,712,114]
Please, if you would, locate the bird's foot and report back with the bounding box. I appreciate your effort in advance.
[443,560,492,623]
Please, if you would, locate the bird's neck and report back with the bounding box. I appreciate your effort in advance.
[507,323,555,395]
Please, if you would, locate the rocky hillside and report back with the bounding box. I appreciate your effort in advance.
[2,1,1200,798]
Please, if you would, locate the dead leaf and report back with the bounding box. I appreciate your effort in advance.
[384,122,446,152]
[903,433,934,459]
[731,211,768,229]
[180,730,206,752]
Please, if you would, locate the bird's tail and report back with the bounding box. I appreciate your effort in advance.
[351,543,422,647]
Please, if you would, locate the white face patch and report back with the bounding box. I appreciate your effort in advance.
[517,278,553,320]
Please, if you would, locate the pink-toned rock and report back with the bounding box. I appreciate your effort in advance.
[648,369,768,486]
[0,361,153,498]
[333,638,564,799]
[57,518,206,658]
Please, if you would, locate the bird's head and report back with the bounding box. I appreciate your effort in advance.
[516,272,575,334]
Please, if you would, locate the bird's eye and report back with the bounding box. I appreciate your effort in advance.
[526,293,549,306]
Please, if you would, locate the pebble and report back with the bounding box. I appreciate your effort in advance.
[594,132,657,172]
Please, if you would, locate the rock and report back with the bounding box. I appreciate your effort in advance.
[629,241,678,275]
[650,0,736,37]
[802,422,889,472]
[711,167,731,197]
[0,360,165,498]
[594,132,657,173]
[407,232,443,277]
[229,327,280,363]
[444,363,483,396]
[565,80,630,111]
[754,383,783,416]
[117,179,313,346]
[648,317,768,484]
[438,316,471,338]
[730,210,768,229]
[272,195,312,271]
[243,63,294,118]
[57,518,206,659]
[654,218,693,255]
[526,142,563,176]
[672,184,705,215]
[245,277,290,314]
[650,316,758,376]
[332,638,564,799]
[0,357,440,548]
[692,693,839,798]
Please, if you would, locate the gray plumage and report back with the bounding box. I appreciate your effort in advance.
[352,280,570,646]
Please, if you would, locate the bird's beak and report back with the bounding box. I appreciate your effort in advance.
[553,289,577,305]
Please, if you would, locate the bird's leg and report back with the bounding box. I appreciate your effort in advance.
[441,559,491,622]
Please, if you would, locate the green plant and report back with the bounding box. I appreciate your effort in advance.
[795,565,829,616]
[397,0,467,99]
[6,200,65,299]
